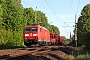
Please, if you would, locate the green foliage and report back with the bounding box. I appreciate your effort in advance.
[76,55,88,60]
[50,25,60,35]
[67,55,75,60]
[0,4,3,28]
[0,0,25,48]
[67,47,90,60]
[24,8,35,25]
[81,4,90,16]
[61,36,66,40]
[12,31,24,46]
[77,4,90,49]
[0,29,25,49]
[1,0,25,31]
[0,29,14,47]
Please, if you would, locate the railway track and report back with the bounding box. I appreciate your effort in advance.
[0,46,73,60]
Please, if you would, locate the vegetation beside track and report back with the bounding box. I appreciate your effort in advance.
[67,47,90,60]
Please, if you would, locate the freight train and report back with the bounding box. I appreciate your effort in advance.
[24,24,64,47]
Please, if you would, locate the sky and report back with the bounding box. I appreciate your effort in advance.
[21,0,90,39]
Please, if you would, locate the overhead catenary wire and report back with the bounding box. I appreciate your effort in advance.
[45,0,74,29]
[45,0,76,38]
[60,0,74,29]
[22,0,74,29]
[45,0,69,34]
[44,0,62,24]
[64,0,73,21]
[21,0,76,38]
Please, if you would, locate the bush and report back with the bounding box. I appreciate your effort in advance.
[76,54,90,60]
[0,29,25,49]
[67,55,75,60]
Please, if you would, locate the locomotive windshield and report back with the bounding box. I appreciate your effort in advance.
[32,28,37,32]
[25,28,37,32]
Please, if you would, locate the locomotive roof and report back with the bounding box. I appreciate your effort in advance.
[40,26,48,30]
[24,24,49,31]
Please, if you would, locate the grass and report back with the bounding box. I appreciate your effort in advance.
[66,46,90,60]
[66,55,75,60]
[76,54,90,60]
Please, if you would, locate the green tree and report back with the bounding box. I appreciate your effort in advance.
[50,25,60,35]
[24,8,35,25]
[0,0,25,48]
[77,4,90,49]
[1,0,25,31]
[0,4,3,28]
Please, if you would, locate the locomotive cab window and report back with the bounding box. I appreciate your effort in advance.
[32,28,37,32]
[25,28,37,32]
[25,28,31,32]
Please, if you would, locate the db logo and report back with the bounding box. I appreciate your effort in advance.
[30,33,32,36]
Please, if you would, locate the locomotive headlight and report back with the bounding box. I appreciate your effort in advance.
[25,34,29,36]
[33,34,38,36]
[25,38,27,39]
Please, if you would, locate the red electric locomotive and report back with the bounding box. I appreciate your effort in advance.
[24,24,50,46]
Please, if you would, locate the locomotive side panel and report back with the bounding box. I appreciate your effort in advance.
[38,26,50,45]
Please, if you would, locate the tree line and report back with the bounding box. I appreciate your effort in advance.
[70,4,90,50]
[77,4,90,50]
[0,0,60,48]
